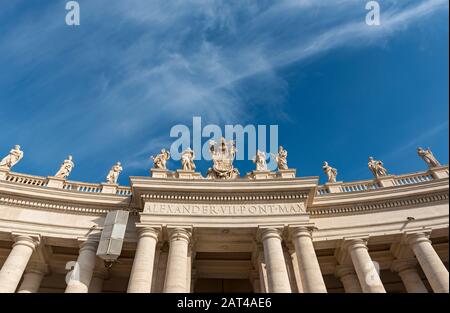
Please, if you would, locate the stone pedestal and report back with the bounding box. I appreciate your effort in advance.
[428,166,449,179]
[176,170,202,179]
[325,182,343,193]
[375,175,395,188]
[277,169,296,179]
[0,168,9,181]
[250,170,271,180]
[46,176,66,189]
[101,183,118,194]
[151,168,170,178]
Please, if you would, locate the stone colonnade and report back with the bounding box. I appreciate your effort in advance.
[0,229,448,293]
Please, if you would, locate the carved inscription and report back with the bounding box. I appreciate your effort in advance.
[144,202,305,216]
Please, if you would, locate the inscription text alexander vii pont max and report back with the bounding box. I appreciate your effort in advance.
[145,203,305,216]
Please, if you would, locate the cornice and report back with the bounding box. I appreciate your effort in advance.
[0,195,137,216]
[140,191,308,203]
[308,191,448,217]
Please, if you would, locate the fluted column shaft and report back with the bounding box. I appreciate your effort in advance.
[291,227,327,293]
[0,235,39,293]
[65,240,98,293]
[407,233,449,293]
[127,227,160,293]
[163,228,191,293]
[335,266,362,293]
[260,228,291,293]
[345,239,386,293]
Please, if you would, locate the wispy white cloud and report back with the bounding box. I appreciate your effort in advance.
[0,0,447,178]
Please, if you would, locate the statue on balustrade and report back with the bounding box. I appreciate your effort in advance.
[181,148,196,171]
[368,157,388,178]
[272,146,288,170]
[151,149,170,170]
[253,150,268,171]
[0,145,24,170]
[54,155,75,179]
[206,137,240,179]
[106,162,123,184]
[323,161,338,183]
[417,147,441,168]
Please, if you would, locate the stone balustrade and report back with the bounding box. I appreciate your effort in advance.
[0,166,448,200]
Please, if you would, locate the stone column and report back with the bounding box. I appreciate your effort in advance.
[290,227,327,293]
[88,274,105,293]
[17,263,48,293]
[163,228,192,293]
[65,240,98,293]
[407,233,449,293]
[88,261,108,293]
[253,246,268,293]
[288,247,304,293]
[335,265,362,293]
[259,228,291,293]
[391,259,428,293]
[127,227,161,293]
[344,239,386,293]
[153,244,169,293]
[0,234,39,293]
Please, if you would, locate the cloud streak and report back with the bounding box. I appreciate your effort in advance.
[0,0,447,180]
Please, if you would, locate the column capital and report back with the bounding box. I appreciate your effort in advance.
[334,265,357,279]
[404,231,432,247]
[391,258,419,274]
[167,226,192,243]
[342,236,369,252]
[257,226,284,242]
[137,226,162,241]
[335,236,369,265]
[288,224,318,240]
[77,238,99,253]
[12,233,40,250]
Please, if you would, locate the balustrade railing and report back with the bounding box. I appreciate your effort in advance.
[340,180,379,192]
[4,173,47,187]
[2,166,447,198]
[62,181,103,193]
[116,186,132,196]
[394,173,433,186]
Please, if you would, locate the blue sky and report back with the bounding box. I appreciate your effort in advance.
[0,0,448,185]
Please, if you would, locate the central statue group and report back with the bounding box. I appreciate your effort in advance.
[150,137,289,180]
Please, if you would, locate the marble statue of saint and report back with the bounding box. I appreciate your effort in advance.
[106,162,123,184]
[151,149,170,170]
[417,147,441,168]
[368,157,388,178]
[54,155,75,179]
[253,150,268,171]
[323,161,337,183]
[271,146,288,170]
[0,145,24,170]
[181,148,196,171]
